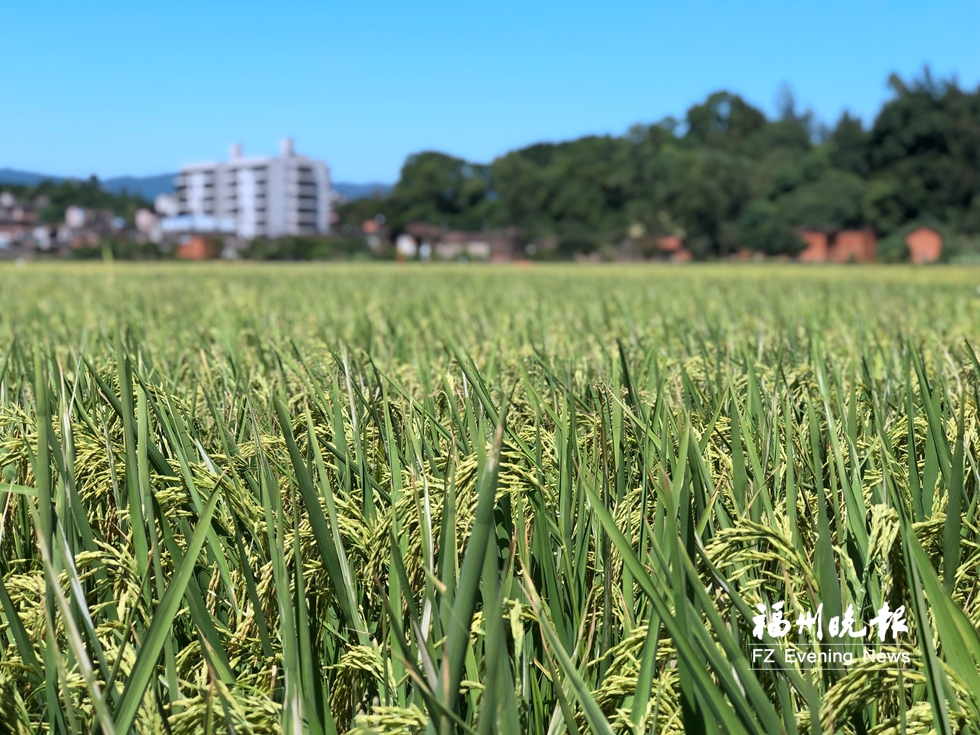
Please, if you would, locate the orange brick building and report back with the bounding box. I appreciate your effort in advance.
[798,229,877,263]
[656,235,692,262]
[176,236,214,260]
[905,227,943,264]
[832,229,877,263]
[799,231,829,262]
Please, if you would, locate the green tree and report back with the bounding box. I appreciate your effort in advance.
[738,200,804,255]
[778,170,866,230]
[388,152,491,228]
[489,153,547,231]
[684,92,767,152]
[828,112,869,176]
[862,177,908,234]
[865,69,980,233]
[323,73,980,260]
[659,148,753,257]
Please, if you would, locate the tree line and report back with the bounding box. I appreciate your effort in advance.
[1,176,150,227]
[338,70,980,260]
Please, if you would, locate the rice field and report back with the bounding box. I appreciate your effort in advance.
[2,262,980,735]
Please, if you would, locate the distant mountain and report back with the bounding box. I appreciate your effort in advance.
[0,168,59,187]
[0,168,173,201]
[333,182,392,200]
[101,174,176,200]
[2,168,391,204]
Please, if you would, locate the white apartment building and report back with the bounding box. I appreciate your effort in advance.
[174,139,331,239]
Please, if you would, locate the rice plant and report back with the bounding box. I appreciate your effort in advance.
[1,262,980,735]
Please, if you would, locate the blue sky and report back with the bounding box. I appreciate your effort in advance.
[4,0,979,183]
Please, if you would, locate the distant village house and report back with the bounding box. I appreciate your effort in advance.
[400,223,518,262]
[656,235,692,263]
[799,229,877,263]
[176,235,215,260]
[0,191,40,250]
[905,226,943,264]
